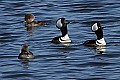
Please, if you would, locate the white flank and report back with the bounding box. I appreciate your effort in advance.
[96,38,106,46]
[59,34,71,43]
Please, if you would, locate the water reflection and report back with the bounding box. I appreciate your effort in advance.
[1,0,120,79]
[61,42,71,47]
[18,43,35,69]
[25,26,37,31]
[20,59,29,64]
[84,45,106,54]
[96,46,106,54]
[18,59,29,69]
[60,52,71,59]
[56,43,75,59]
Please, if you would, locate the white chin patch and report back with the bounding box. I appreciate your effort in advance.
[56,19,62,29]
[92,23,98,31]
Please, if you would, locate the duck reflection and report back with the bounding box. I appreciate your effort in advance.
[18,44,35,68]
[96,46,106,54]
[83,45,106,54]
[61,42,71,47]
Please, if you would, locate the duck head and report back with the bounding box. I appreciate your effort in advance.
[91,22,106,46]
[20,44,29,54]
[56,18,70,37]
[91,22,103,40]
[24,14,35,23]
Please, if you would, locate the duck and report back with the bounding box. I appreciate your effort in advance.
[24,14,44,27]
[51,18,71,43]
[83,22,106,46]
[18,44,35,59]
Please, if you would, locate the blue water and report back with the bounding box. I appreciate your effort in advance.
[0,0,120,80]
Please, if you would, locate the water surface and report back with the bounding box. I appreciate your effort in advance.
[0,0,120,80]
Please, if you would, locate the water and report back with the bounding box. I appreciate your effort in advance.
[0,0,120,80]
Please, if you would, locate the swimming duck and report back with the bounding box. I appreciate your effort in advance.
[83,22,106,46]
[51,18,71,43]
[24,14,44,27]
[18,44,35,59]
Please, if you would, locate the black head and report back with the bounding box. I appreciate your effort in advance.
[56,18,70,28]
[56,18,70,37]
[91,22,103,40]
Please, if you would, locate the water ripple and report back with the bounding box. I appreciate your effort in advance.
[0,0,120,80]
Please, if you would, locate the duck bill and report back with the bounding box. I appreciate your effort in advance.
[65,20,70,24]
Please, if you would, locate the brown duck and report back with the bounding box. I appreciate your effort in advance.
[24,14,44,27]
[18,44,35,59]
